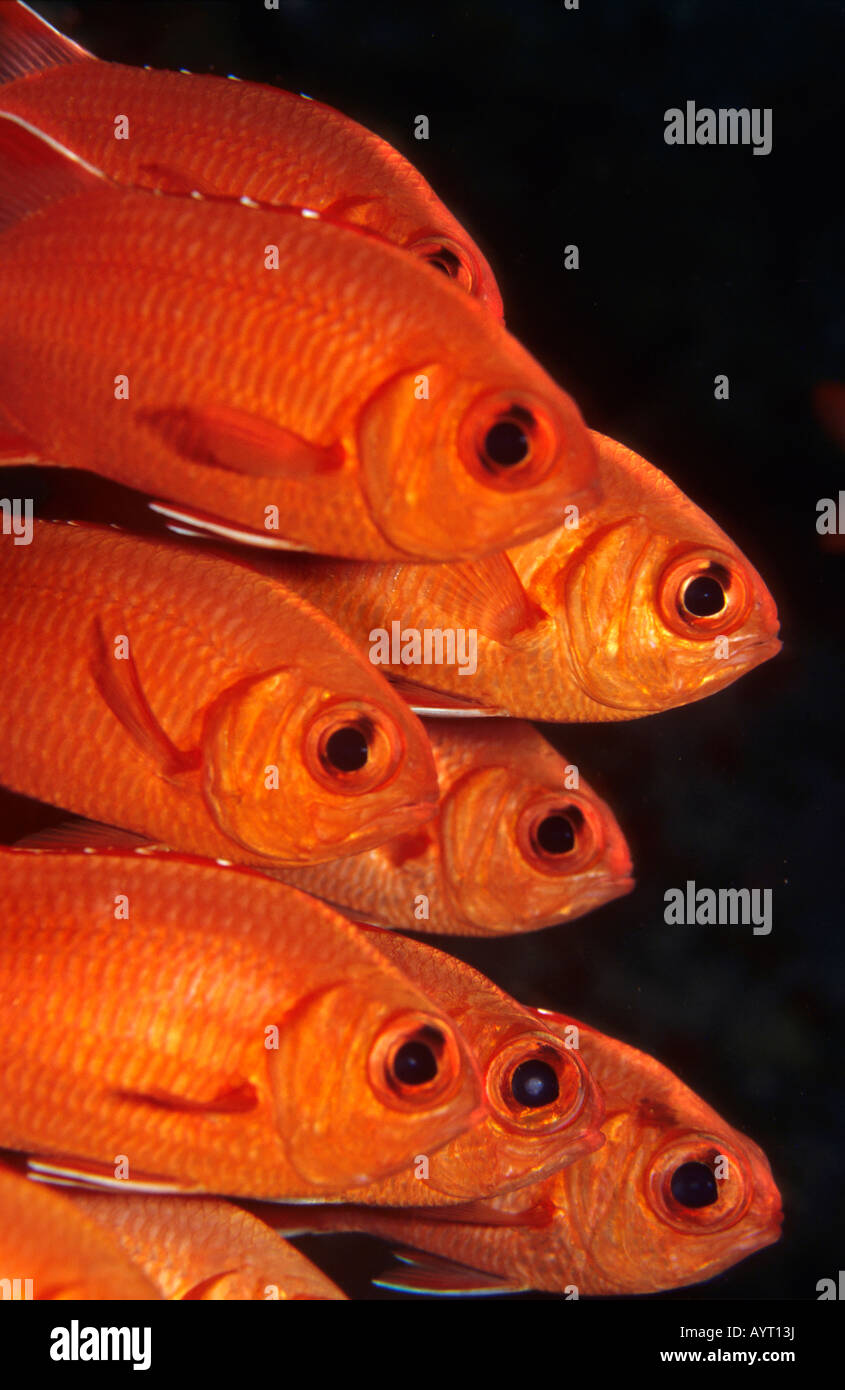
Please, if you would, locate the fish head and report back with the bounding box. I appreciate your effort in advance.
[434,1016,605,1198]
[265,975,484,1190]
[555,1108,783,1295]
[355,361,599,559]
[401,232,505,320]
[531,1017,783,1294]
[437,761,633,933]
[200,665,438,864]
[545,473,781,716]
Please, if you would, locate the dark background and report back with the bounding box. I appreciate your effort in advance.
[5,0,842,1301]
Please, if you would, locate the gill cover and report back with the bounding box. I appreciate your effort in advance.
[200,669,432,863]
[356,365,596,560]
[438,765,612,933]
[264,980,481,1189]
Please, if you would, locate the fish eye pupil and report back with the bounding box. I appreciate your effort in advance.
[393,1040,438,1086]
[536,813,575,855]
[670,1160,719,1208]
[324,725,369,773]
[483,418,530,468]
[511,1059,560,1108]
[424,246,462,278]
[683,574,726,618]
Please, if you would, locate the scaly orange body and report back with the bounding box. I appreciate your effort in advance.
[0,0,503,316]
[67,1191,345,1300]
[262,1014,782,1294]
[0,115,597,561]
[309,932,605,1204]
[0,520,438,865]
[0,1164,160,1299]
[269,432,781,719]
[277,719,632,934]
[0,848,483,1198]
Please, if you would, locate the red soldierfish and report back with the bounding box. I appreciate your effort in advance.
[0,848,484,1199]
[276,719,633,935]
[0,1163,161,1299]
[258,1014,782,1295]
[65,1191,346,1300]
[0,115,599,561]
[304,932,606,1204]
[0,520,438,866]
[0,1,504,317]
[267,432,781,719]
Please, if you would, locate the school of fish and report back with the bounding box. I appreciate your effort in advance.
[0,1,782,1301]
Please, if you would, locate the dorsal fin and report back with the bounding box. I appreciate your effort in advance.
[0,110,104,232]
[0,2,95,84]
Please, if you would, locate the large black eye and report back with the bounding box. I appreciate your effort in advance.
[483,419,530,467]
[393,1039,438,1086]
[671,1160,719,1208]
[324,725,369,772]
[511,1059,560,1108]
[682,574,726,618]
[535,813,576,855]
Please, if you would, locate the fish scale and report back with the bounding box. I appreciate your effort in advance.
[276,718,633,935]
[0,112,598,560]
[265,431,781,720]
[0,519,440,865]
[0,0,504,315]
[0,848,484,1199]
[256,1017,782,1294]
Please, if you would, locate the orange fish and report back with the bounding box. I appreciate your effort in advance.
[0,1162,161,1299]
[0,848,483,1198]
[277,719,633,935]
[302,934,605,1204]
[0,520,438,865]
[261,1013,782,1294]
[268,431,781,719]
[0,117,598,562]
[0,1,504,317]
[65,1191,346,1300]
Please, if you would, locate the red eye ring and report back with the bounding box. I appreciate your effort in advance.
[657,549,751,639]
[368,1012,463,1111]
[304,700,402,796]
[515,794,602,876]
[458,390,559,492]
[647,1134,752,1233]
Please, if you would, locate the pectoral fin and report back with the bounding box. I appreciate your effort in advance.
[14,819,152,852]
[430,555,545,643]
[138,405,344,479]
[112,1079,259,1116]
[89,613,200,779]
